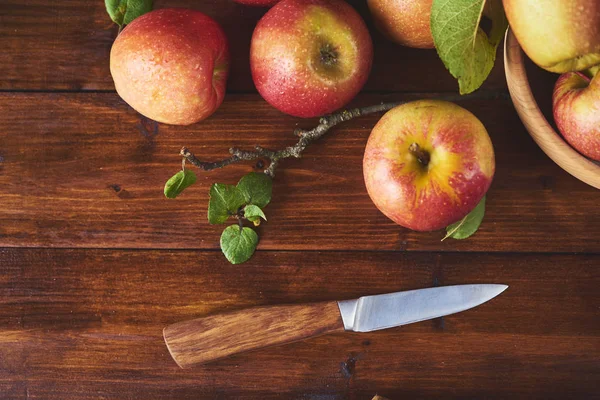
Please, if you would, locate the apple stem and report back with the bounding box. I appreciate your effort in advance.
[320,44,338,67]
[408,143,430,167]
[179,91,508,177]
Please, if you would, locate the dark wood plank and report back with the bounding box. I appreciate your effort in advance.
[1,249,599,399]
[0,93,598,252]
[0,0,507,92]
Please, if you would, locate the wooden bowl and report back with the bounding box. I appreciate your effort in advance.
[504,29,600,189]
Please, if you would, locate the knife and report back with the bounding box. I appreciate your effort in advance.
[163,284,507,368]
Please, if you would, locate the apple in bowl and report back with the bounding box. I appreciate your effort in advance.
[503,0,600,73]
[553,69,600,161]
[110,9,229,125]
[250,0,373,118]
[363,100,495,231]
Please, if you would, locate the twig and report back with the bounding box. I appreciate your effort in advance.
[180,91,508,177]
[180,103,400,177]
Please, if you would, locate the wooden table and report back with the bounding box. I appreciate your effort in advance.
[1,1,599,399]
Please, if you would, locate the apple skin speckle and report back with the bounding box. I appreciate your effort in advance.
[110,8,230,126]
[234,0,281,5]
[367,0,434,49]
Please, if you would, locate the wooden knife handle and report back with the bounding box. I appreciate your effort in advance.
[163,301,345,368]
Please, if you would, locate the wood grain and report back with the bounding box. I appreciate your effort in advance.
[1,249,599,399]
[164,302,344,368]
[504,30,600,189]
[0,93,598,252]
[0,0,507,92]
[2,0,599,398]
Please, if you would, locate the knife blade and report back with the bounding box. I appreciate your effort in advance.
[164,284,507,368]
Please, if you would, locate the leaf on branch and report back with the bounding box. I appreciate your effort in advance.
[208,184,246,225]
[237,172,273,208]
[220,225,259,264]
[442,196,486,240]
[244,205,267,223]
[105,0,153,27]
[431,0,508,94]
[164,170,197,199]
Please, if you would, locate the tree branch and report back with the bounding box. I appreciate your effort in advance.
[180,92,508,177]
[180,102,401,177]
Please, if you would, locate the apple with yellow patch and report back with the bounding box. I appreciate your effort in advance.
[503,0,600,73]
[110,9,229,125]
[250,0,373,118]
[363,100,495,231]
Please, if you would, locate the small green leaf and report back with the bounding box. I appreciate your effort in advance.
[105,0,153,27]
[237,172,272,208]
[443,196,486,241]
[164,170,197,199]
[244,205,267,223]
[208,184,246,225]
[220,225,259,264]
[431,0,508,94]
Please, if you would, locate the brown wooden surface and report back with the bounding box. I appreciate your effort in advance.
[1,93,599,252]
[1,249,599,399]
[1,1,599,399]
[164,301,344,368]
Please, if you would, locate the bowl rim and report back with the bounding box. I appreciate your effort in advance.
[504,28,600,189]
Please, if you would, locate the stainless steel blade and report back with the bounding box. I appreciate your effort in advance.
[337,284,507,332]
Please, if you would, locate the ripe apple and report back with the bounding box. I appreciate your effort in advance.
[553,70,600,161]
[110,9,229,125]
[367,0,434,49]
[503,0,600,73]
[363,100,495,231]
[234,0,281,5]
[250,0,373,118]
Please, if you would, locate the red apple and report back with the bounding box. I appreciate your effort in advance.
[367,0,434,49]
[553,70,600,161]
[110,9,229,125]
[234,0,281,6]
[250,0,373,118]
[363,100,495,231]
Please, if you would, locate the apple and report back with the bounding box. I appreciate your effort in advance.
[553,70,600,161]
[250,0,373,118]
[503,0,600,73]
[234,0,281,6]
[363,100,495,231]
[110,9,230,125]
[367,0,434,49]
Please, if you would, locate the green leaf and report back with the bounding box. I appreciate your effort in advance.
[443,196,486,240]
[220,225,259,264]
[105,0,153,27]
[208,184,246,225]
[244,205,267,223]
[164,170,197,199]
[431,0,508,94]
[237,172,272,208]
